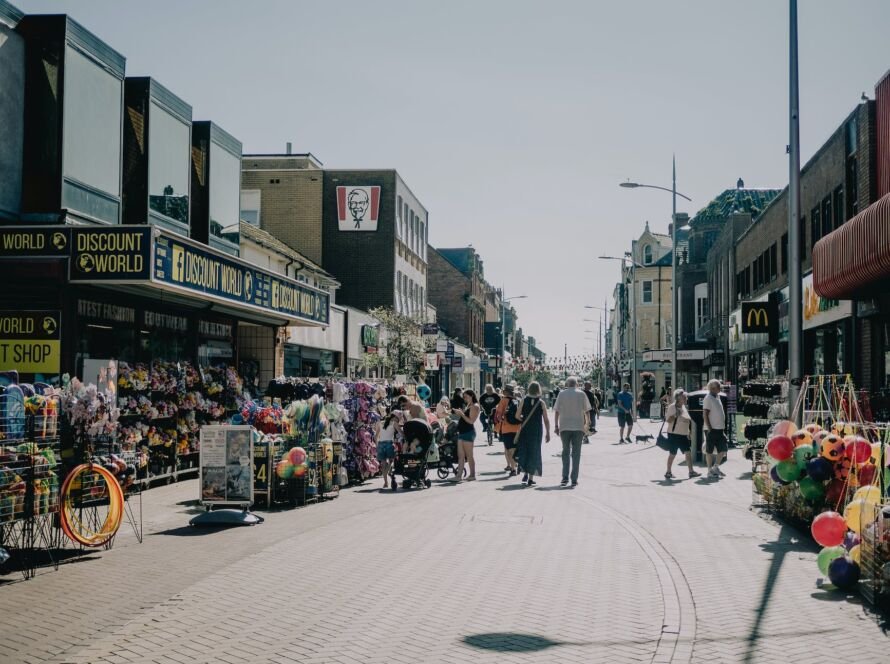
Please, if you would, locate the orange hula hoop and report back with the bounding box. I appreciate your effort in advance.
[59,464,124,547]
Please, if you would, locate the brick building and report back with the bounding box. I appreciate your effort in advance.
[427,247,486,352]
[241,155,429,316]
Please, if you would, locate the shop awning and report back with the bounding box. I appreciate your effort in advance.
[0,225,331,327]
[813,193,890,299]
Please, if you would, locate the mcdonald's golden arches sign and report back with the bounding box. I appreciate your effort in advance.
[741,301,776,333]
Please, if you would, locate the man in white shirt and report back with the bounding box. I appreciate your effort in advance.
[703,379,728,478]
[554,376,590,487]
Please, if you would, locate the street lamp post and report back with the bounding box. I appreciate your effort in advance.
[501,292,527,387]
[620,171,691,391]
[788,0,803,424]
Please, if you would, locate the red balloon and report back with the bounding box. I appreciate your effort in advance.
[857,464,877,486]
[766,436,795,461]
[825,478,846,505]
[812,511,848,547]
[844,437,871,465]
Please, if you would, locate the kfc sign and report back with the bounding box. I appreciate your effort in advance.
[336,186,381,231]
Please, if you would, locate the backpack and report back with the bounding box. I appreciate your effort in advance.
[504,398,521,425]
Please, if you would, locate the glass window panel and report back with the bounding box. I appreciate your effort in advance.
[148,102,190,225]
[62,46,123,196]
[209,143,241,242]
[240,189,261,225]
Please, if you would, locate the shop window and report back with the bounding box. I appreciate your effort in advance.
[810,206,820,250]
[62,45,123,198]
[642,280,653,304]
[781,233,788,275]
[833,186,845,229]
[209,142,241,244]
[148,102,190,225]
[240,189,261,226]
[821,196,832,238]
[769,243,777,281]
[397,195,403,238]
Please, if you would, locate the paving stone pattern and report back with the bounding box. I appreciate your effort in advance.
[1,413,889,663]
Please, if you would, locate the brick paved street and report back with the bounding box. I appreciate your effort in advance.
[2,413,890,664]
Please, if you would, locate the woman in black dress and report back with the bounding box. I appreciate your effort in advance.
[515,381,550,486]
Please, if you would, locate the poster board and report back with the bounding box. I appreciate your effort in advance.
[200,425,254,506]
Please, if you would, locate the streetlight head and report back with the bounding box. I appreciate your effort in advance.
[619,181,640,189]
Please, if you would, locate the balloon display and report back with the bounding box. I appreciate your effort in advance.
[811,511,847,547]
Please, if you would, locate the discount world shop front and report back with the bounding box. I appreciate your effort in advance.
[0,225,330,384]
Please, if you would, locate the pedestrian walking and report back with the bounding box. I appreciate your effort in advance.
[375,404,401,489]
[479,384,500,445]
[582,381,599,438]
[616,382,634,443]
[450,388,465,411]
[661,389,701,480]
[495,384,521,475]
[453,389,480,482]
[515,381,550,486]
[703,379,728,478]
[554,376,589,487]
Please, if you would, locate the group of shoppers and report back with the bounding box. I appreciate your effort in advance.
[661,379,728,480]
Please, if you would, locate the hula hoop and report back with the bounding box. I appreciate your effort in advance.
[59,464,124,547]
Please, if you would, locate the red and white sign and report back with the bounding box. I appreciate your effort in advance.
[336,186,381,231]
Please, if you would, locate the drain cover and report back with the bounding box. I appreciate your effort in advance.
[461,514,542,525]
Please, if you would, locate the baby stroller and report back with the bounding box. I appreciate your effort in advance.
[391,419,434,490]
[436,418,466,480]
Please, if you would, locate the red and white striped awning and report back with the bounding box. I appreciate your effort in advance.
[813,193,890,299]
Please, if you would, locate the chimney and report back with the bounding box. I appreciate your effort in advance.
[286,142,292,155]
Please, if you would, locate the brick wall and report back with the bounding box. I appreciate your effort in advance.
[428,248,472,344]
[240,158,323,265]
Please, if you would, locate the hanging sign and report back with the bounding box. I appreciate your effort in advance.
[199,425,254,505]
[741,301,776,334]
[424,353,439,371]
[452,356,464,370]
[361,325,379,350]
[422,323,439,337]
[0,227,70,257]
[70,227,152,281]
[0,310,61,374]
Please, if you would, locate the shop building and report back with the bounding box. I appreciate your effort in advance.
[0,5,331,385]
[427,247,486,353]
[725,97,875,386]
[240,156,430,317]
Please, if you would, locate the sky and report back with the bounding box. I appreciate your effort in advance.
[17,0,890,359]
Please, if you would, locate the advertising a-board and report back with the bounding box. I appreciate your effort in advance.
[200,426,254,505]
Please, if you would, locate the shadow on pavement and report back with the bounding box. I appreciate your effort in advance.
[496,484,527,491]
[463,632,588,652]
[481,476,510,482]
[535,485,570,492]
[151,525,232,537]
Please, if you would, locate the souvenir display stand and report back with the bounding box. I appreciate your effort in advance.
[116,362,246,486]
[0,386,62,579]
[738,380,788,468]
[752,374,890,606]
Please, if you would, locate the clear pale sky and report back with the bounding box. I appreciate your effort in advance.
[18,0,890,358]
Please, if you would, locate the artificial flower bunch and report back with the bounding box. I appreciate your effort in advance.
[118,363,150,392]
[60,378,120,439]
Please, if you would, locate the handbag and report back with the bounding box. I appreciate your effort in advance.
[656,409,680,452]
[515,398,543,440]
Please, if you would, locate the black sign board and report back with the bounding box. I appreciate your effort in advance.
[0,227,70,258]
[422,323,439,336]
[361,324,379,349]
[741,301,777,334]
[70,227,152,281]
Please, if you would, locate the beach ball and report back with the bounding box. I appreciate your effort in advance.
[825,478,847,505]
[276,459,295,479]
[868,443,889,467]
[792,429,813,448]
[844,499,871,534]
[772,420,799,438]
[833,421,854,436]
[817,546,846,576]
[805,423,823,436]
[828,556,860,590]
[766,436,794,462]
[770,466,790,486]
[857,464,877,487]
[849,544,862,565]
[812,511,847,547]
[834,457,852,481]
[417,384,431,401]
[799,476,825,502]
[844,436,872,465]
[793,443,819,468]
[292,463,308,478]
[813,430,831,447]
[288,447,308,466]
[854,485,881,505]
[807,457,833,482]
[776,459,802,483]
[821,434,845,462]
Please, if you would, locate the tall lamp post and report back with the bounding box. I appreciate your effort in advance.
[619,167,692,390]
[501,292,527,387]
[787,0,803,424]
[600,255,643,402]
[584,302,609,392]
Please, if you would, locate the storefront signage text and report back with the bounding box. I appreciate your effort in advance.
[199,321,233,339]
[0,311,61,374]
[70,227,152,281]
[741,301,775,334]
[361,325,379,350]
[77,300,136,324]
[144,311,188,332]
[802,272,852,330]
[0,228,69,257]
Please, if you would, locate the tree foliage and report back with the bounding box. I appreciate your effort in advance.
[366,307,425,377]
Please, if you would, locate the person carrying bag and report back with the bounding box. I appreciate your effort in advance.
[660,389,701,481]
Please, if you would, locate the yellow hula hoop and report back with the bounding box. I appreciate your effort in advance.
[60,464,124,547]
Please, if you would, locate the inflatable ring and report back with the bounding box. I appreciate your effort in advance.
[59,464,124,548]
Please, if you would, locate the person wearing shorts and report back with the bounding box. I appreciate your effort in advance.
[495,384,521,476]
[616,383,634,443]
[703,379,728,478]
[375,405,400,489]
[663,389,700,480]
